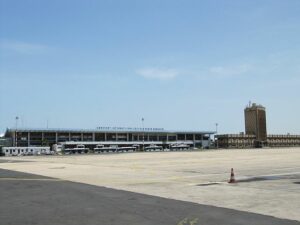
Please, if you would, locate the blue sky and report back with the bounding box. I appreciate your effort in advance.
[1,0,300,134]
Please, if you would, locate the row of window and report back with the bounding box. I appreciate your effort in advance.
[14,132,208,143]
[6,149,34,153]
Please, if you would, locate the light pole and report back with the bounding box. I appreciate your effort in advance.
[142,118,145,151]
[215,123,218,149]
[15,116,19,147]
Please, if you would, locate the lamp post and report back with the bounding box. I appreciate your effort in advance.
[142,118,145,151]
[215,123,218,149]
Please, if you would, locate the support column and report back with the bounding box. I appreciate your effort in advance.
[69,133,71,141]
[15,131,18,147]
[12,132,16,147]
[81,133,83,141]
[55,132,58,144]
[127,133,129,142]
[42,132,44,145]
[116,133,118,141]
[92,133,95,141]
[104,133,107,141]
[193,134,196,147]
[28,132,30,147]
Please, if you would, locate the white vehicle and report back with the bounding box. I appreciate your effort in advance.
[94,144,104,153]
[64,144,89,154]
[117,146,137,152]
[94,145,118,153]
[144,145,162,152]
[170,144,190,151]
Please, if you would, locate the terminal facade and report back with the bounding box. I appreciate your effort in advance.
[4,127,215,152]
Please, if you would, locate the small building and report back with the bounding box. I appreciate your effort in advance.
[267,134,300,147]
[2,146,51,156]
[216,134,300,148]
[216,134,256,148]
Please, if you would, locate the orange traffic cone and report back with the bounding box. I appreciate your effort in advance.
[228,168,236,183]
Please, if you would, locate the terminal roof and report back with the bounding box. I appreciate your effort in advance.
[6,127,215,135]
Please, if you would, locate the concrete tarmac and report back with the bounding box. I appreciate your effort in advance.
[1,148,300,221]
[1,168,299,225]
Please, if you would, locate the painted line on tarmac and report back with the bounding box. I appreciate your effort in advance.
[0,178,61,181]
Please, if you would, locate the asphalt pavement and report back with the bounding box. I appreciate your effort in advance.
[0,168,299,225]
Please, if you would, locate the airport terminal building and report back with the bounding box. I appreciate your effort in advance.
[4,127,215,152]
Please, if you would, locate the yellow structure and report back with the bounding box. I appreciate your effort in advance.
[244,103,267,141]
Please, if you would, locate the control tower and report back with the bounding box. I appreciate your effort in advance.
[244,103,267,142]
